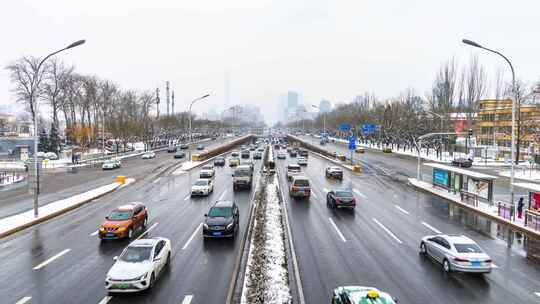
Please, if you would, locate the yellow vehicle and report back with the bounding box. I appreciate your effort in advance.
[354,147,365,154]
[229,157,240,167]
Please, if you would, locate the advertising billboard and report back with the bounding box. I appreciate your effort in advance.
[433,168,449,187]
[467,178,489,200]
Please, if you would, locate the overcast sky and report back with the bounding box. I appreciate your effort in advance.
[1,0,539,123]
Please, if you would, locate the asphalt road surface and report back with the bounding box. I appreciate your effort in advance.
[0,147,262,304]
[0,138,231,219]
[276,148,540,304]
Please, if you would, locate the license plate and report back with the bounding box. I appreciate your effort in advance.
[471,261,481,267]
[213,232,222,236]
[106,233,115,237]
[114,283,130,289]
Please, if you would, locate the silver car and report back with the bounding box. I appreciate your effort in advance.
[420,234,492,273]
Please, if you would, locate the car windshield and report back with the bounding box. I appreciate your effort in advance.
[202,166,213,170]
[454,243,483,253]
[120,246,153,263]
[108,210,132,220]
[194,180,208,186]
[208,207,232,217]
[288,166,300,172]
[294,179,309,187]
[336,191,353,197]
[234,168,251,177]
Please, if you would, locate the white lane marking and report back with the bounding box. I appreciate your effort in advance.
[182,223,202,250]
[323,188,329,193]
[311,191,318,199]
[184,194,190,201]
[219,189,227,200]
[153,177,161,184]
[136,222,159,240]
[90,230,99,236]
[33,249,71,270]
[353,189,366,198]
[394,205,410,215]
[372,218,402,244]
[534,292,540,297]
[181,295,194,304]
[328,217,346,242]
[491,263,499,268]
[15,297,32,304]
[97,296,113,304]
[421,222,442,234]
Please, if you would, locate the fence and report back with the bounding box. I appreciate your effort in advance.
[497,201,514,220]
[525,210,540,232]
[460,190,479,207]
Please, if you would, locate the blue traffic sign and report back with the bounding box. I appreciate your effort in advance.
[348,136,356,150]
[361,123,379,135]
[339,123,351,132]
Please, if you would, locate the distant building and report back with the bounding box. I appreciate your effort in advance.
[450,113,475,137]
[319,99,332,113]
[476,99,540,148]
[280,91,301,124]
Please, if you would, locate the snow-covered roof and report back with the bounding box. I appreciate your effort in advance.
[423,163,497,179]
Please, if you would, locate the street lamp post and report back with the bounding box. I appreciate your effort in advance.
[188,94,210,161]
[312,104,326,135]
[462,38,517,208]
[31,39,85,218]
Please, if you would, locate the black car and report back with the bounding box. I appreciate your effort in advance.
[174,151,186,159]
[197,145,205,150]
[289,150,297,157]
[298,149,308,157]
[167,146,177,153]
[214,156,226,166]
[203,201,239,238]
[180,144,189,150]
[241,150,250,159]
[451,158,473,168]
[253,152,262,160]
[326,190,356,209]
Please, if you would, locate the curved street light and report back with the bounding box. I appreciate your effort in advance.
[32,39,86,218]
[188,94,210,160]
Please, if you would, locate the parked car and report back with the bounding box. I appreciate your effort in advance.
[174,151,186,159]
[451,158,473,168]
[419,234,492,273]
[286,164,301,181]
[203,200,239,238]
[326,190,356,209]
[191,179,214,196]
[105,237,171,293]
[102,159,121,170]
[98,203,148,240]
[289,176,311,199]
[325,166,343,180]
[214,156,226,166]
[142,151,156,159]
[331,286,397,304]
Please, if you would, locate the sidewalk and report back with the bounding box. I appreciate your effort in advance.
[408,178,535,236]
[0,178,134,238]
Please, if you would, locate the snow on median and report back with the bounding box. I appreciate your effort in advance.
[241,174,291,304]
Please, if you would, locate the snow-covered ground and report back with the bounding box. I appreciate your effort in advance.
[0,181,122,237]
[241,174,291,304]
[499,167,540,182]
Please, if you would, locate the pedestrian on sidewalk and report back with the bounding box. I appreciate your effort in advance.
[517,197,524,219]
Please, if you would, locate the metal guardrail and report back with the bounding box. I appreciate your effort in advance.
[525,209,540,232]
[460,190,479,207]
[498,201,514,220]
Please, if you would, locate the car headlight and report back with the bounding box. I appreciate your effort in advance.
[203,223,208,229]
[133,273,148,281]
[117,227,127,232]
[226,223,234,230]
[99,227,105,232]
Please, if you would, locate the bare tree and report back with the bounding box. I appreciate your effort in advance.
[43,58,74,131]
[459,55,487,128]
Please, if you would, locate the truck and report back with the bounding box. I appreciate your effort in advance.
[232,165,253,190]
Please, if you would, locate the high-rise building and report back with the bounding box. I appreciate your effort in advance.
[287,91,299,109]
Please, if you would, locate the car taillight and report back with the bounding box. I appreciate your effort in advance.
[292,186,298,191]
[484,259,492,263]
[453,257,469,262]
[352,198,356,203]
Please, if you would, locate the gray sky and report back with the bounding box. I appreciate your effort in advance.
[1,0,539,124]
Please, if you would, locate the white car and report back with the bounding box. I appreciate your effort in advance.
[297,157,308,166]
[106,238,171,293]
[286,164,301,181]
[277,151,287,159]
[102,159,121,170]
[141,151,155,159]
[191,179,214,196]
[199,165,215,179]
[44,152,58,160]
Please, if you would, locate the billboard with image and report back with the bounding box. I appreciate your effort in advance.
[467,178,489,200]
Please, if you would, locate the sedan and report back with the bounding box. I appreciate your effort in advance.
[102,159,121,170]
[141,151,155,159]
[191,179,214,196]
[419,234,492,273]
[325,166,343,180]
[332,286,397,304]
[106,238,171,293]
[180,144,189,150]
[451,158,473,168]
[197,145,205,150]
[277,151,287,159]
[253,152,263,160]
[174,151,186,159]
[297,157,308,166]
[326,190,356,209]
[167,146,177,153]
[214,156,226,166]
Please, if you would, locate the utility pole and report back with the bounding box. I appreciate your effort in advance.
[155,87,160,119]
[166,81,170,116]
[171,90,175,115]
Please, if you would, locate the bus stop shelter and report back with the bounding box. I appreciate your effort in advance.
[513,182,540,232]
[423,163,498,207]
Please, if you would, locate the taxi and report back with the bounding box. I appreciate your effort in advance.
[229,157,241,167]
[331,286,397,304]
[354,147,365,153]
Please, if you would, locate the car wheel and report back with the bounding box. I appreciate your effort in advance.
[166,252,171,266]
[443,259,451,272]
[326,199,330,207]
[127,228,133,239]
[419,242,427,255]
[143,217,148,228]
[149,272,156,289]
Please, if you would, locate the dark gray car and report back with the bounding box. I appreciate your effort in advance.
[202,201,239,238]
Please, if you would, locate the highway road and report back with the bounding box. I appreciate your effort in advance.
[276,147,540,303]
[0,145,262,304]
[0,138,231,219]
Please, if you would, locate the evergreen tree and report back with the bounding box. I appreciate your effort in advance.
[49,123,61,154]
[38,129,50,152]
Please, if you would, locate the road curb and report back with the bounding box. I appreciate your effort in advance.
[0,183,120,239]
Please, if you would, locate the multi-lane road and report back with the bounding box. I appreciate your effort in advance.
[0,141,261,304]
[276,138,540,303]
